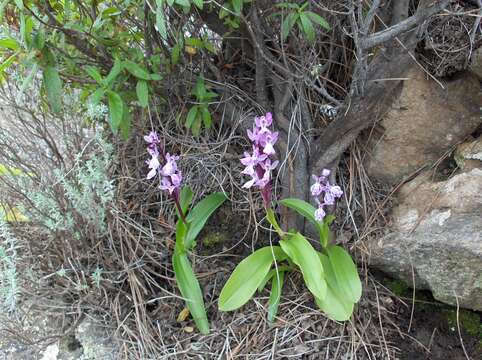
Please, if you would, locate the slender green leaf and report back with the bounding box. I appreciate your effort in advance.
[179,186,193,215]
[124,60,151,80]
[185,192,226,249]
[175,218,188,253]
[219,246,286,311]
[315,253,354,321]
[192,0,203,9]
[172,251,209,334]
[136,80,149,107]
[257,265,290,292]
[306,11,331,30]
[106,90,123,132]
[280,232,326,300]
[299,13,315,43]
[281,12,298,41]
[43,66,62,113]
[85,66,103,83]
[185,106,198,129]
[276,3,300,10]
[279,198,323,233]
[155,0,168,39]
[175,0,190,6]
[105,58,123,86]
[327,245,362,303]
[201,106,212,128]
[89,88,105,107]
[191,117,202,136]
[320,214,335,248]
[16,62,38,101]
[232,0,242,14]
[267,270,284,323]
[0,38,19,50]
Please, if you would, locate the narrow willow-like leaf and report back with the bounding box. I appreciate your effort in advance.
[306,11,331,30]
[281,12,298,41]
[106,91,123,132]
[124,60,151,80]
[327,245,362,303]
[299,13,315,44]
[185,192,226,249]
[219,246,286,311]
[136,80,149,107]
[185,106,198,129]
[280,232,326,300]
[267,270,284,323]
[43,66,62,113]
[315,253,354,321]
[155,0,167,39]
[172,251,209,334]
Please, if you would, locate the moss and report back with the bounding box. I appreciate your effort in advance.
[385,278,410,297]
[202,231,225,248]
[443,308,481,337]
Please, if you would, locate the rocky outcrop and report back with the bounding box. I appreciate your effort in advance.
[366,67,482,185]
[367,142,482,310]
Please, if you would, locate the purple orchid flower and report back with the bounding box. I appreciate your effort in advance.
[241,112,279,207]
[311,169,343,221]
[145,132,185,220]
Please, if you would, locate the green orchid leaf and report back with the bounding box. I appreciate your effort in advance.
[172,251,209,334]
[327,245,362,303]
[267,270,285,323]
[219,246,286,311]
[280,232,326,300]
[179,186,193,215]
[136,80,149,107]
[315,252,354,321]
[185,192,227,249]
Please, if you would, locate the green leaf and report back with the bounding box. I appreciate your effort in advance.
[326,245,362,303]
[218,246,286,311]
[136,80,149,107]
[257,265,290,292]
[32,31,45,50]
[171,44,181,65]
[306,11,331,30]
[276,3,300,10]
[280,232,326,300]
[192,0,203,9]
[299,13,315,44]
[105,58,123,87]
[124,60,151,80]
[268,270,284,323]
[179,186,193,215]
[43,66,62,113]
[191,117,202,136]
[89,88,105,107]
[155,0,168,39]
[319,214,335,247]
[232,0,242,14]
[281,12,298,41]
[85,66,103,83]
[185,106,198,129]
[279,198,323,233]
[174,0,190,7]
[193,76,207,100]
[201,106,212,128]
[185,192,227,249]
[0,38,19,50]
[172,251,209,334]
[106,90,123,132]
[315,253,354,321]
[175,218,188,253]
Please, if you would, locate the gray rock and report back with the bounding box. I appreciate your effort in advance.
[366,67,482,185]
[368,167,482,311]
[469,47,482,79]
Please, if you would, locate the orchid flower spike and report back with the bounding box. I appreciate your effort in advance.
[240,112,279,207]
[311,169,343,221]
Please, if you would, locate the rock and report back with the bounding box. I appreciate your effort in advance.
[469,47,482,79]
[454,136,482,171]
[366,67,482,185]
[367,163,482,311]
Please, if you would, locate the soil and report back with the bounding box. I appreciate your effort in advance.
[380,274,482,360]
